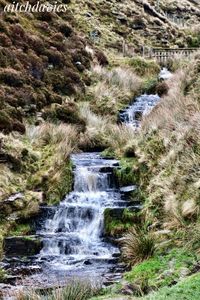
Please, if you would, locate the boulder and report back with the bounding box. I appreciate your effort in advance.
[3,236,42,257]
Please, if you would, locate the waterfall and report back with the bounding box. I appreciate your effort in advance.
[38,153,122,271]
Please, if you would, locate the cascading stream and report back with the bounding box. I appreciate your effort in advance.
[37,69,172,275]
[120,94,160,128]
[38,153,122,271]
[120,68,172,128]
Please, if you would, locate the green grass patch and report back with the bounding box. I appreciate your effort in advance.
[144,273,200,300]
[125,249,197,290]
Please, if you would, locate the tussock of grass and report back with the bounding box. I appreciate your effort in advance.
[27,123,78,164]
[80,102,137,155]
[128,57,160,77]
[121,227,155,266]
[87,65,143,118]
[92,65,143,92]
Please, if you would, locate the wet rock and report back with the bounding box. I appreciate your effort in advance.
[31,205,57,231]
[120,282,142,296]
[135,111,143,120]
[84,260,93,265]
[2,275,21,285]
[12,265,42,276]
[99,167,114,173]
[106,258,119,264]
[112,253,120,258]
[103,272,122,286]
[103,280,118,287]
[105,207,140,220]
[4,236,42,257]
[113,162,119,167]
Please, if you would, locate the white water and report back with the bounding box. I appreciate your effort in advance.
[120,94,160,128]
[38,153,123,271]
[159,67,173,80]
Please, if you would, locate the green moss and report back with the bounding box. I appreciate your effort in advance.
[0,268,6,281]
[143,77,159,94]
[101,148,115,159]
[115,158,139,186]
[125,249,197,290]
[9,224,31,236]
[187,35,200,48]
[104,208,139,237]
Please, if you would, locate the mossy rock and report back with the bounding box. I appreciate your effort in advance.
[104,208,140,237]
[3,236,42,257]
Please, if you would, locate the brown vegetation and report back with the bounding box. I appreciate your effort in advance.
[0,0,93,134]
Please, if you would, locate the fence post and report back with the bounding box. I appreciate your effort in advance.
[156,0,160,10]
[142,46,145,57]
[122,39,126,57]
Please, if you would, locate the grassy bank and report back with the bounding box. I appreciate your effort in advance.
[92,54,200,299]
[0,122,78,257]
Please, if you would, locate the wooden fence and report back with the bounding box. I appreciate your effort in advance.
[143,48,200,63]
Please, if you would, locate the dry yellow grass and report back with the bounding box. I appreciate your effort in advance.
[26,123,79,168]
[79,102,136,155]
[87,64,143,118]
[92,65,143,93]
